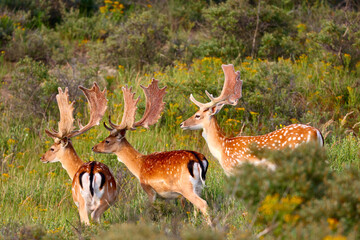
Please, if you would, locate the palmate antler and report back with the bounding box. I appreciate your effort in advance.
[45,83,108,140]
[105,79,167,132]
[190,64,243,112]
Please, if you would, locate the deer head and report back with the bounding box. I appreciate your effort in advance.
[180,64,243,130]
[92,79,166,153]
[41,83,107,163]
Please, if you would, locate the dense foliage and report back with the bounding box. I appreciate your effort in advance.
[1,0,360,239]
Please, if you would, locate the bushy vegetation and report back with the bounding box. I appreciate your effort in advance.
[1,0,360,239]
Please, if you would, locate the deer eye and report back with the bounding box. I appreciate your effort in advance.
[195,114,201,119]
[105,140,110,144]
[50,148,55,152]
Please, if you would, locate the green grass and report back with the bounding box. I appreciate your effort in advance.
[1,57,360,239]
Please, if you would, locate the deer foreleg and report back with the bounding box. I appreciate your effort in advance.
[141,183,157,203]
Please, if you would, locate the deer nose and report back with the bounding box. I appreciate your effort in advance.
[180,122,183,127]
[92,146,95,151]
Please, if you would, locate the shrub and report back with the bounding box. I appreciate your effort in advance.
[4,28,50,62]
[7,57,57,120]
[55,9,110,41]
[92,9,170,69]
[227,142,360,238]
[201,0,298,60]
[0,14,14,47]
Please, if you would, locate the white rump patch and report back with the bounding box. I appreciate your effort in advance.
[189,162,205,196]
[79,173,92,210]
[316,129,324,146]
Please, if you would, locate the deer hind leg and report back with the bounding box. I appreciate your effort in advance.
[91,201,110,223]
[181,191,211,226]
[78,201,90,225]
[141,183,156,203]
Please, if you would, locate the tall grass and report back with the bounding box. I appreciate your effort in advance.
[1,57,360,239]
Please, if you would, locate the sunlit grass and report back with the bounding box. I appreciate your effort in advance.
[1,56,360,239]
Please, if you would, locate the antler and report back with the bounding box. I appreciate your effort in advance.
[45,83,108,139]
[105,78,167,132]
[107,86,140,131]
[190,64,243,111]
[134,79,167,128]
[45,87,75,139]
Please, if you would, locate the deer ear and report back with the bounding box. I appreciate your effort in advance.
[209,103,225,116]
[61,137,69,147]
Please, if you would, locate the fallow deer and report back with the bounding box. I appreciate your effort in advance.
[180,64,324,176]
[41,83,117,225]
[92,79,211,225]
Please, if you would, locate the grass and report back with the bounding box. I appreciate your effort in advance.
[1,57,360,239]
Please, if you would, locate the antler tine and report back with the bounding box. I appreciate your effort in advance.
[214,64,243,105]
[107,86,140,131]
[189,64,243,111]
[205,90,215,101]
[134,79,167,129]
[189,94,204,108]
[119,86,140,130]
[45,87,75,139]
[67,83,108,138]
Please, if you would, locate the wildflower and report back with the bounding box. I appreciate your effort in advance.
[2,173,9,178]
[250,111,259,116]
[236,108,245,111]
[147,4,152,8]
[290,118,298,124]
[336,95,342,100]
[100,6,107,13]
[327,218,339,230]
[323,235,347,240]
[7,138,17,145]
[1,51,4,55]
[355,61,360,69]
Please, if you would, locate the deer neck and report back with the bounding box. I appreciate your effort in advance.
[113,138,143,180]
[202,117,226,162]
[59,143,84,180]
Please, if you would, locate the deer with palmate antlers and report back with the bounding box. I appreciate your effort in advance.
[180,64,324,176]
[92,79,211,225]
[40,83,117,225]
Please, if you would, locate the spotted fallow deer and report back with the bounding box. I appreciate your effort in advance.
[180,64,324,176]
[40,83,117,225]
[92,79,211,225]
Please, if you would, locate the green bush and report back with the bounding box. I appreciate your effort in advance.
[92,9,170,68]
[55,9,110,41]
[4,29,50,62]
[227,143,360,238]
[201,0,297,60]
[0,15,14,47]
[8,57,57,119]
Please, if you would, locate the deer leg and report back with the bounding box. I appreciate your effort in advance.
[91,201,110,223]
[180,196,186,208]
[181,191,212,226]
[78,202,90,225]
[141,183,156,203]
